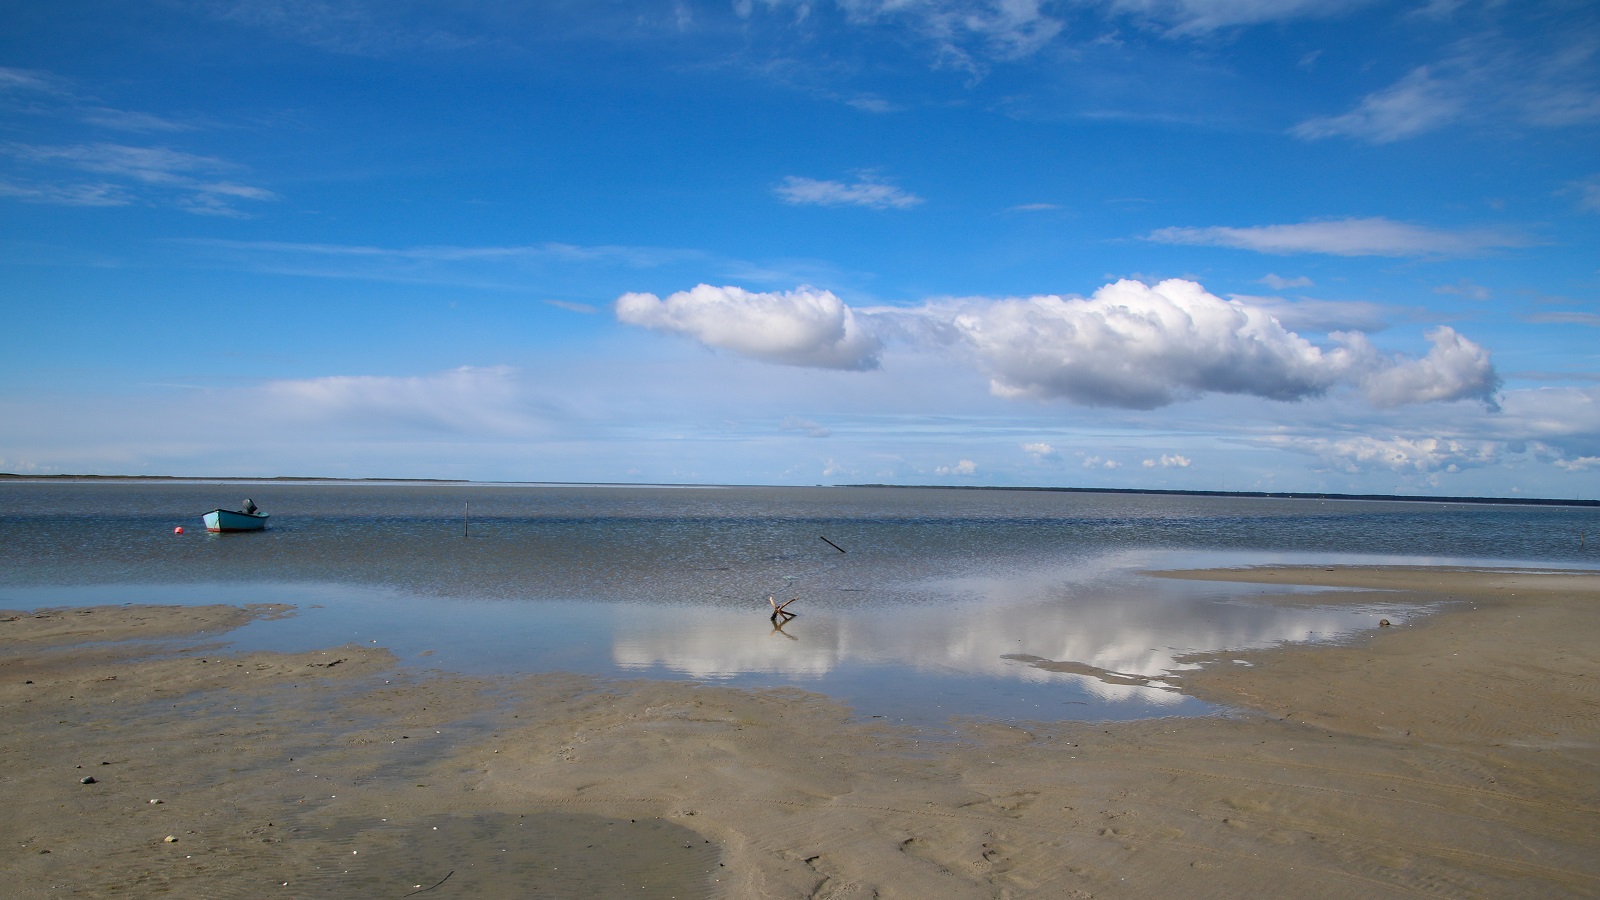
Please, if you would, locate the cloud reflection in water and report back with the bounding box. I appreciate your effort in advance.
[612,569,1420,709]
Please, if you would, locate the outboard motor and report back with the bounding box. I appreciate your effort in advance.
[242,498,259,515]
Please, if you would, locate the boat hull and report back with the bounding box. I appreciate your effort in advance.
[202,509,269,532]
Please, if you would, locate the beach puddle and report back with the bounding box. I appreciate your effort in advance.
[286,812,719,898]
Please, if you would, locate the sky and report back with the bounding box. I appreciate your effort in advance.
[1,0,1597,497]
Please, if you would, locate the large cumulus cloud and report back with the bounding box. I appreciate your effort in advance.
[942,278,1362,408]
[1353,326,1501,409]
[615,284,883,370]
[615,278,1502,411]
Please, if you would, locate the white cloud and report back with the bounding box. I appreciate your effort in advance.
[1555,456,1600,471]
[936,458,978,475]
[619,278,1501,412]
[1492,386,1600,447]
[1142,454,1191,468]
[1356,326,1500,409]
[1022,441,1060,463]
[1147,217,1526,257]
[775,174,922,209]
[615,284,883,370]
[1245,384,1599,479]
[941,278,1365,408]
[1080,454,1120,470]
[1258,273,1313,290]
[1266,434,1501,474]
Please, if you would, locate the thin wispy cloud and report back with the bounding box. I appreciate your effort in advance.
[2,141,275,215]
[0,67,270,215]
[745,0,1064,74]
[1523,312,1600,328]
[259,366,540,436]
[0,66,196,132]
[1564,175,1600,213]
[1146,217,1527,258]
[0,180,129,207]
[780,416,832,438]
[1292,4,1600,143]
[545,299,600,314]
[775,174,923,210]
[1434,279,1491,301]
[177,238,714,288]
[1258,274,1313,290]
[78,107,195,133]
[1105,0,1374,36]
[1293,67,1465,143]
[0,65,67,96]
[211,0,481,56]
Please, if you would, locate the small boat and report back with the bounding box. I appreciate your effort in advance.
[203,499,268,532]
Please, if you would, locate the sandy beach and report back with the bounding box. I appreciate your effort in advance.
[3,565,1598,898]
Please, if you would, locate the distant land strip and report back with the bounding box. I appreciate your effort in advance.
[0,474,469,484]
[844,484,1600,508]
[2,473,1594,507]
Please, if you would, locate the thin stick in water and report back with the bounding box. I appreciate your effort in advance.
[404,870,454,896]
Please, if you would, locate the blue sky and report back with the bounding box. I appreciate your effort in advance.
[2,0,1597,496]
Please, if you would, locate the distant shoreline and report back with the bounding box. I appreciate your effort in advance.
[3,471,1595,508]
[845,482,1600,508]
[0,473,470,484]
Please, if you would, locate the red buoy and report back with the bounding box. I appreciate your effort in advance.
[174,526,184,534]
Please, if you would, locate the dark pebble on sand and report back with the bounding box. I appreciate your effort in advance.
[80,776,96,784]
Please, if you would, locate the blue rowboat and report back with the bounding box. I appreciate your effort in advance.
[202,508,269,532]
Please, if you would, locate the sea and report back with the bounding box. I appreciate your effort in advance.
[3,480,1597,727]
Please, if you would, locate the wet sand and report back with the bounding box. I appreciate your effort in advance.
[2,566,1597,898]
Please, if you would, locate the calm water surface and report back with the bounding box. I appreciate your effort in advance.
[3,481,1596,725]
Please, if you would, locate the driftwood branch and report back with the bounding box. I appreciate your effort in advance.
[768,595,799,621]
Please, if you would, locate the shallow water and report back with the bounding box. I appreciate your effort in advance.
[3,481,1596,725]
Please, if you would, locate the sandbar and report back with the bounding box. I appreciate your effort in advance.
[2,565,1597,898]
